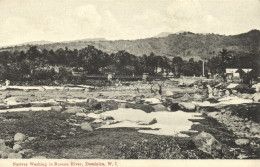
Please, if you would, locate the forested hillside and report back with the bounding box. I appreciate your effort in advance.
[1,30,260,60]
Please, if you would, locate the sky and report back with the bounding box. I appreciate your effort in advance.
[0,0,260,46]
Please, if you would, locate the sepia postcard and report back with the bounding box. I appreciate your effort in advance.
[0,0,260,167]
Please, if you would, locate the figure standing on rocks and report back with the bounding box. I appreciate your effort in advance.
[5,79,10,88]
[207,85,213,98]
[158,84,162,95]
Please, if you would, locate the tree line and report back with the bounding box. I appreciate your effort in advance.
[0,45,259,84]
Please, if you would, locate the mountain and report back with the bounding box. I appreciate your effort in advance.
[154,32,172,38]
[62,38,107,43]
[18,40,53,46]
[1,30,260,60]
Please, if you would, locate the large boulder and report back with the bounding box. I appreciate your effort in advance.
[179,102,196,111]
[13,144,22,152]
[193,94,203,100]
[170,103,181,112]
[180,93,193,101]
[165,91,174,96]
[118,103,126,108]
[0,139,5,147]
[125,103,155,113]
[193,131,222,155]
[63,108,82,114]
[250,124,260,134]
[51,106,62,112]
[101,100,119,111]
[85,98,101,110]
[235,139,250,146]
[8,153,22,159]
[14,133,26,142]
[0,146,14,158]
[252,93,260,102]
[207,112,219,119]
[30,156,47,159]
[76,112,88,118]
[153,104,168,112]
[80,122,93,132]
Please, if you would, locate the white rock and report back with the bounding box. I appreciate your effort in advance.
[13,144,22,152]
[30,156,47,159]
[165,91,173,96]
[80,122,93,131]
[207,112,219,119]
[76,112,88,117]
[0,139,5,147]
[179,102,196,111]
[235,139,250,146]
[87,113,101,119]
[8,153,22,159]
[63,108,82,114]
[14,133,26,142]
[93,119,103,123]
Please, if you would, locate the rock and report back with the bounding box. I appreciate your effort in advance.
[170,103,181,111]
[180,93,193,101]
[0,146,14,158]
[193,94,203,100]
[102,116,114,120]
[207,112,219,119]
[69,132,75,136]
[13,144,21,152]
[0,139,5,147]
[225,90,230,96]
[206,98,218,103]
[93,119,103,123]
[14,133,26,142]
[149,118,157,125]
[237,154,248,159]
[250,124,260,134]
[18,149,33,156]
[87,113,101,119]
[193,131,222,155]
[153,104,168,112]
[80,122,93,132]
[31,156,47,159]
[253,93,260,102]
[165,91,173,96]
[85,98,101,109]
[76,112,88,117]
[63,108,82,114]
[125,103,155,113]
[101,100,119,111]
[51,106,62,112]
[60,135,66,138]
[94,110,102,114]
[118,103,126,108]
[235,139,250,146]
[179,102,196,111]
[70,128,76,131]
[30,156,47,159]
[28,137,36,141]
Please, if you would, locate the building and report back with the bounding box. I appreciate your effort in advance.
[226,68,252,82]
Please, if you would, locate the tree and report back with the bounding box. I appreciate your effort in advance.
[172,57,183,76]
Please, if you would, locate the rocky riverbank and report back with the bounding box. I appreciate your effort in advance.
[0,81,259,159]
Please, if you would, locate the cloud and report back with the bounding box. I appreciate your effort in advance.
[0,0,259,46]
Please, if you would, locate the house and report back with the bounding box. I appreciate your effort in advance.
[226,68,252,82]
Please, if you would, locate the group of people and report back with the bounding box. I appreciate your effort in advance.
[207,84,231,98]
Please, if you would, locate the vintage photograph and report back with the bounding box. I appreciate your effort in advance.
[0,0,259,163]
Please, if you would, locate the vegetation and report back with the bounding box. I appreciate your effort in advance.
[1,30,260,60]
[0,42,259,85]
